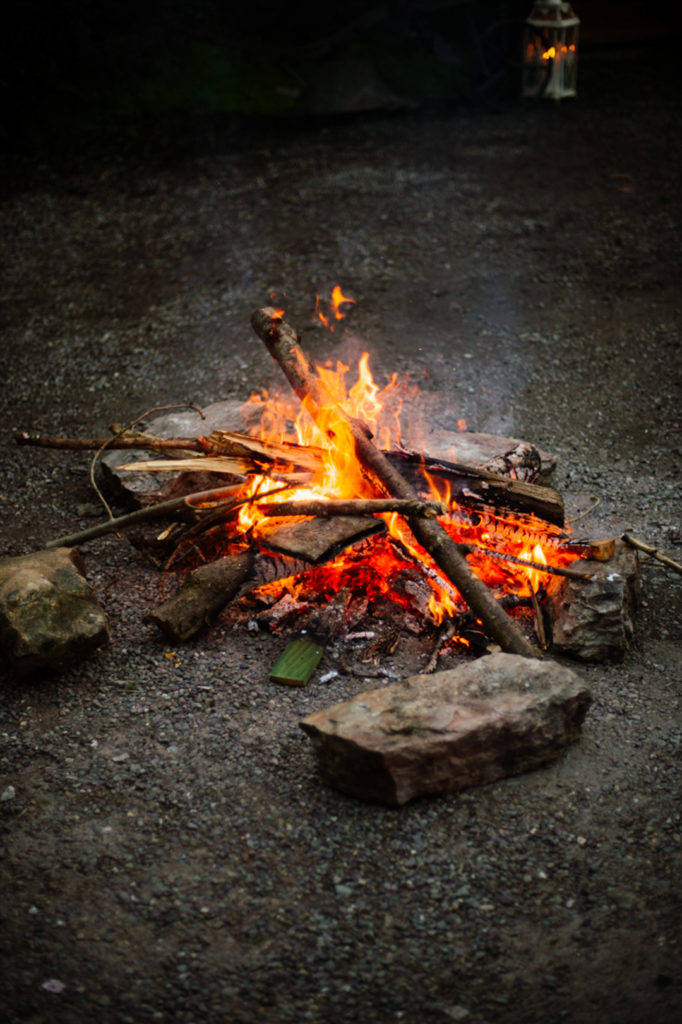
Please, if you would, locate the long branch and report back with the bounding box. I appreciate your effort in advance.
[622,533,682,577]
[251,307,538,658]
[256,498,448,518]
[14,431,208,453]
[45,485,244,549]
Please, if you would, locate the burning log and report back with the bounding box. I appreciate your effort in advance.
[387,451,564,527]
[251,307,538,659]
[256,498,447,519]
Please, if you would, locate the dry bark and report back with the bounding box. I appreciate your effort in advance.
[251,307,538,658]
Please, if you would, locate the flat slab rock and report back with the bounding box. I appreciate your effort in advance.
[300,653,592,806]
[0,548,109,675]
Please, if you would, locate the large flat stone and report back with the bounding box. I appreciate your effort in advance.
[0,548,109,674]
[300,653,592,805]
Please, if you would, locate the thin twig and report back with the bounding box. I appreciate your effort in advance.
[473,546,593,581]
[528,581,548,650]
[423,619,457,673]
[622,533,682,577]
[45,483,241,550]
[568,497,601,525]
[88,403,206,521]
[13,431,209,452]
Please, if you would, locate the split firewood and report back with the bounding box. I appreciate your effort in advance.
[251,306,538,659]
[144,549,254,642]
[116,456,252,475]
[208,430,324,473]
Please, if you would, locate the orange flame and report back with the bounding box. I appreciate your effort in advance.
[230,304,580,638]
[330,285,355,319]
[315,286,355,332]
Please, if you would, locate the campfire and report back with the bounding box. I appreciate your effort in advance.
[5,294,673,801]
[12,292,649,679]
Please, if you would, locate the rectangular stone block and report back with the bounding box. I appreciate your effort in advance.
[300,653,592,805]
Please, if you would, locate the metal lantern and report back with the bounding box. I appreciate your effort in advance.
[523,1,580,100]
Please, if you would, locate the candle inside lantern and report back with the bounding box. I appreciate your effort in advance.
[523,1,580,100]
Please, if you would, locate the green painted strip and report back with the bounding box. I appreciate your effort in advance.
[269,636,325,686]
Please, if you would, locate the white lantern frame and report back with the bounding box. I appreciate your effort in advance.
[523,1,580,101]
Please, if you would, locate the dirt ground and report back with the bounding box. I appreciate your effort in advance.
[1,42,681,1024]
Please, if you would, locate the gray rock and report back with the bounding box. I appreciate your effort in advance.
[99,399,254,507]
[547,541,640,662]
[416,430,556,484]
[0,548,109,674]
[300,653,592,805]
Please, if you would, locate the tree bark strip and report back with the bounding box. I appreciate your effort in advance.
[251,307,538,658]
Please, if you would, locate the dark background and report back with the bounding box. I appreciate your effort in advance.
[3,1,679,163]
[0,6,680,1024]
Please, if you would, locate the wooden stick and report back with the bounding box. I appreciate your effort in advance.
[45,485,245,549]
[256,498,447,518]
[251,307,538,658]
[13,431,209,453]
[622,533,682,577]
[473,546,594,581]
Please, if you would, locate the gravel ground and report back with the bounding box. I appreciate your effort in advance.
[1,46,681,1024]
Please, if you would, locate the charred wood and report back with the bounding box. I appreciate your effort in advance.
[256,498,447,519]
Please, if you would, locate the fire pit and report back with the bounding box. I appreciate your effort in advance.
[111,305,584,656]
